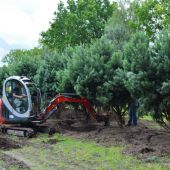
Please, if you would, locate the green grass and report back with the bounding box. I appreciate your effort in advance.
[141,115,153,121]
[3,133,170,170]
[140,115,167,129]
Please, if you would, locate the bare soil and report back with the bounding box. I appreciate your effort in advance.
[63,121,170,160]
[0,136,30,169]
[0,136,21,150]
[52,109,170,160]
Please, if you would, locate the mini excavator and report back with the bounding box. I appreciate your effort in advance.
[0,76,109,137]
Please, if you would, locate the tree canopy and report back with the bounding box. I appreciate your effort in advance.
[40,0,117,50]
[128,0,170,40]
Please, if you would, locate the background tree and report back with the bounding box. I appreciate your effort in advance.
[0,66,10,95]
[40,0,117,50]
[34,48,68,104]
[148,26,170,126]
[123,26,170,127]
[128,0,170,40]
[104,11,132,51]
[57,34,131,126]
[3,48,41,64]
[2,48,41,80]
[123,31,151,109]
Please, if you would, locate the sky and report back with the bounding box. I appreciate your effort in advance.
[0,0,62,65]
[0,0,122,66]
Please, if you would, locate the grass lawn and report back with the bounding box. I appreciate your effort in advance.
[2,133,170,170]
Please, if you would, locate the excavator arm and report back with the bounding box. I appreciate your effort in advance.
[38,93,109,125]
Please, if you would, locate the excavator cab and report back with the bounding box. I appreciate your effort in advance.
[1,76,41,124]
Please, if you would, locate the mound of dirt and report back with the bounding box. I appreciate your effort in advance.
[57,109,95,124]
[45,109,97,132]
[0,137,21,150]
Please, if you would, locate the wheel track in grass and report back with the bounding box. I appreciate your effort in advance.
[0,152,31,170]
